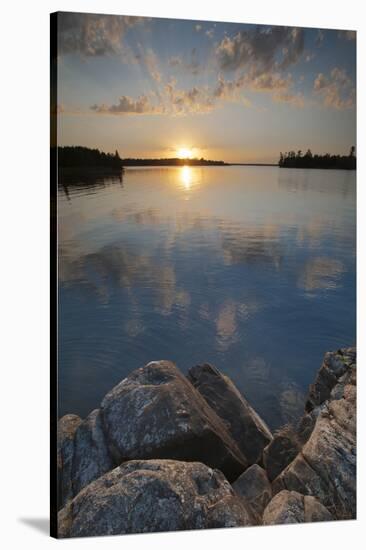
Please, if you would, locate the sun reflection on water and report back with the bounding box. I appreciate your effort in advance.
[181,165,192,190]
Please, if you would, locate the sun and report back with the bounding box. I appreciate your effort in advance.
[177,147,194,159]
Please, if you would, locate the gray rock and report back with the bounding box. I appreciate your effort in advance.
[232,464,272,518]
[263,425,300,481]
[57,414,82,509]
[330,363,356,401]
[305,347,355,412]
[296,405,325,445]
[100,361,248,481]
[263,490,333,525]
[72,409,114,495]
[273,349,356,520]
[303,494,334,523]
[58,460,254,537]
[187,363,272,464]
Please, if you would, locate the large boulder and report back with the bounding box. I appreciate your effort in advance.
[263,490,333,525]
[57,414,82,509]
[187,363,272,464]
[263,425,300,481]
[71,409,114,496]
[232,464,272,518]
[58,460,254,537]
[100,361,248,481]
[273,349,356,520]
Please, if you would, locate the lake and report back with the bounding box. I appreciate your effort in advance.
[58,165,356,430]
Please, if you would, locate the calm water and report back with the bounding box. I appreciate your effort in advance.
[58,166,356,429]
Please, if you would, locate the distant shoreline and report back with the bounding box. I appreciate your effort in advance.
[56,147,356,171]
[122,162,277,167]
[58,162,356,173]
[229,163,277,167]
[118,162,355,170]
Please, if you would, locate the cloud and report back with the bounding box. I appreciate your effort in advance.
[213,75,244,100]
[91,64,304,117]
[214,71,292,96]
[85,27,309,118]
[273,91,305,108]
[90,79,215,116]
[164,80,215,114]
[279,28,305,70]
[57,12,144,57]
[213,71,302,108]
[91,95,163,115]
[168,48,201,75]
[314,67,355,109]
[298,257,345,291]
[216,26,305,74]
[248,72,292,91]
[337,30,356,41]
[137,47,162,82]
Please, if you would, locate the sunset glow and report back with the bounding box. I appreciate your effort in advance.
[177,147,194,159]
[57,13,356,162]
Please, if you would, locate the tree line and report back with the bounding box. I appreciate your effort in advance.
[278,147,356,170]
[56,147,227,168]
[122,157,227,166]
[57,146,123,169]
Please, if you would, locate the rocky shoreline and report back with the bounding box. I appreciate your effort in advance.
[57,347,356,537]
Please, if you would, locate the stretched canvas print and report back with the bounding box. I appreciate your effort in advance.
[50,11,356,538]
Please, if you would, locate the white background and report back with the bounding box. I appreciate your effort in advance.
[0,0,364,548]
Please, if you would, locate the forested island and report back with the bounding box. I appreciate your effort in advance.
[279,147,356,170]
[58,146,123,169]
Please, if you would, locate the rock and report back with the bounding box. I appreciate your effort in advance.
[187,363,272,464]
[56,349,356,534]
[100,361,248,481]
[305,348,355,412]
[303,494,334,523]
[273,349,356,520]
[263,490,333,525]
[296,406,324,445]
[263,425,300,481]
[330,363,356,401]
[57,414,82,509]
[58,460,254,537]
[72,409,114,496]
[232,464,272,518]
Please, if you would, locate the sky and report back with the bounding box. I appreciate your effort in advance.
[56,12,356,163]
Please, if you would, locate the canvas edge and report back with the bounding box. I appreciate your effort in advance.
[50,10,59,540]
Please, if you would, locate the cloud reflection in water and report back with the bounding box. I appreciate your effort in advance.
[58,166,355,429]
